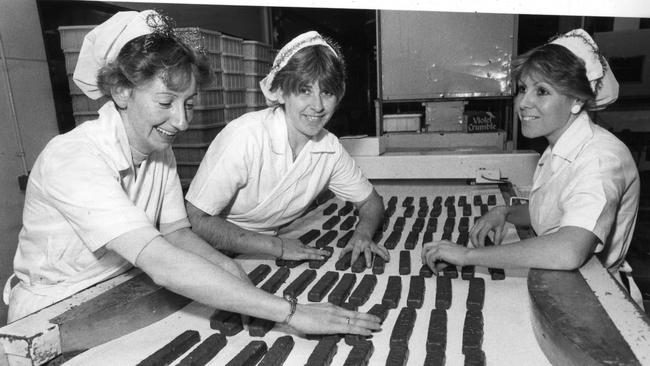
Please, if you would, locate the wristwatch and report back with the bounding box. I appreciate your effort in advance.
[282,294,297,325]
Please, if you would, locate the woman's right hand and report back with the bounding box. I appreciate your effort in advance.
[280,238,331,261]
[287,302,381,335]
[469,205,508,247]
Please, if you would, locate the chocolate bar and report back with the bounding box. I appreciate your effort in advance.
[337,230,354,248]
[308,271,340,302]
[248,264,271,286]
[260,267,291,294]
[398,251,411,275]
[328,273,357,305]
[384,231,402,250]
[348,274,378,306]
[389,307,417,348]
[323,203,338,216]
[257,336,295,366]
[322,216,341,230]
[382,276,402,309]
[406,275,425,309]
[176,332,227,366]
[137,330,200,366]
[466,277,485,311]
[283,269,317,298]
[316,230,338,248]
[435,276,452,310]
[225,340,267,366]
[340,216,358,231]
[304,335,340,366]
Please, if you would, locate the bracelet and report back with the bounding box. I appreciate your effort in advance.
[282,293,297,325]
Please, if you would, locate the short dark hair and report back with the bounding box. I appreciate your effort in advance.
[270,43,346,102]
[97,33,212,96]
[511,44,596,110]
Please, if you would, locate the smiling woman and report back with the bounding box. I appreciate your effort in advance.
[422,29,644,308]
[185,30,390,273]
[515,73,578,145]
[4,9,212,321]
[512,42,598,146]
[269,41,345,157]
[113,77,198,159]
[93,24,212,159]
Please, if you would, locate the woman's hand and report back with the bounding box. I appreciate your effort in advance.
[469,206,508,247]
[340,231,389,268]
[279,237,331,261]
[287,302,382,335]
[421,240,470,274]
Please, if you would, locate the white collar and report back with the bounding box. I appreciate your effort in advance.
[549,112,593,163]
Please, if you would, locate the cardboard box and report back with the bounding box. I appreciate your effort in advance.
[383,114,422,132]
[340,135,386,156]
[424,101,466,132]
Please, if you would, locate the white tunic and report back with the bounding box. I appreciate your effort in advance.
[8,102,189,321]
[529,112,640,273]
[186,107,373,235]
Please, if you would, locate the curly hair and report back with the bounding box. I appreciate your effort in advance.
[97,32,212,97]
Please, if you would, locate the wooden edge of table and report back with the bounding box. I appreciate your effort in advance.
[528,259,647,366]
[50,273,192,354]
[0,271,190,365]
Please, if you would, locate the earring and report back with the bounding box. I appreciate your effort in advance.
[571,105,581,114]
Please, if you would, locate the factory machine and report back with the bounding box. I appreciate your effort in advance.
[1,10,650,366]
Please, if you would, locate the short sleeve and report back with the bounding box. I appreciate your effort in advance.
[41,144,154,253]
[185,125,250,215]
[111,226,161,265]
[328,141,373,203]
[559,153,623,243]
[159,218,191,236]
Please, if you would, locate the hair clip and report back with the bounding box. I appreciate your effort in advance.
[141,10,207,56]
[549,30,608,95]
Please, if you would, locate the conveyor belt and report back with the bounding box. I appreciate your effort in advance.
[63,184,548,366]
[2,182,648,366]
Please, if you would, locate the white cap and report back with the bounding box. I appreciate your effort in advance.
[550,28,619,110]
[259,31,337,105]
[73,10,159,100]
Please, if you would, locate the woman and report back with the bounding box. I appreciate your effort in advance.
[4,11,381,336]
[186,31,389,268]
[422,29,640,291]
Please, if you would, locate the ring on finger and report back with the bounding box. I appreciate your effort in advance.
[345,316,350,325]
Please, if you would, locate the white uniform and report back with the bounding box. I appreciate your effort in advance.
[6,102,189,322]
[529,112,640,273]
[186,107,373,235]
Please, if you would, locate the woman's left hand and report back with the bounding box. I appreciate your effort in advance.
[340,232,390,268]
[287,302,381,335]
[421,240,470,274]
